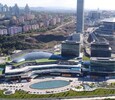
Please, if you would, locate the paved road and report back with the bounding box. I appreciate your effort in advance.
[51,19,75,31]
[63,96,115,100]
[0,96,115,100]
[32,19,75,36]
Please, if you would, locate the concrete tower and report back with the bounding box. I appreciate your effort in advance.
[77,0,84,33]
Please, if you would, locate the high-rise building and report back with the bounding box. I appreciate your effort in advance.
[77,0,84,33]
[88,11,101,21]
[3,4,9,12]
[91,41,111,57]
[61,40,80,57]
[13,4,20,16]
[25,4,30,14]
[61,0,84,57]
[0,3,3,12]
[61,33,81,57]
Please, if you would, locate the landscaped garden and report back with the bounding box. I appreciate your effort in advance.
[0,64,5,75]
[106,82,115,88]
[35,58,57,63]
[0,89,115,99]
[75,86,83,89]
[0,64,6,68]
[12,58,57,67]
[82,56,90,61]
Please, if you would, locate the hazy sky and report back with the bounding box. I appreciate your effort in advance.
[0,0,115,10]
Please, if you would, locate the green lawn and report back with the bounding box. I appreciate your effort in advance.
[107,83,115,88]
[0,64,5,75]
[36,59,57,63]
[0,70,2,75]
[0,64,6,68]
[6,56,11,62]
[82,56,90,61]
[54,51,61,55]
[12,59,57,67]
[0,89,115,99]
[12,60,35,67]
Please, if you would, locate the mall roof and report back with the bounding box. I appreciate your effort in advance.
[102,17,115,23]
[12,51,53,63]
[5,64,82,73]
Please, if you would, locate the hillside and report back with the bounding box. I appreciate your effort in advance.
[0,21,75,55]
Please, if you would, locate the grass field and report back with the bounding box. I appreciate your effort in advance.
[0,64,6,68]
[0,89,115,99]
[12,58,57,67]
[35,59,57,63]
[82,56,90,61]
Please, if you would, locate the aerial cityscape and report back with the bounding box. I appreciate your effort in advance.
[0,0,114,100]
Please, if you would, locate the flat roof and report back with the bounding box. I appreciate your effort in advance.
[90,57,115,61]
[102,17,115,23]
[62,40,80,44]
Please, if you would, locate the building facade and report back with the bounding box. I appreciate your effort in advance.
[77,0,84,33]
[97,18,115,35]
[5,64,82,81]
[8,26,22,34]
[0,29,8,35]
[91,42,111,57]
[61,41,80,57]
[90,57,115,77]
[88,11,101,21]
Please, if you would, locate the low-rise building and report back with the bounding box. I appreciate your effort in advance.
[0,29,8,35]
[24,14,35,21]
[18,16,25,23]
[5,51,82,80]
[56,17,61,23]
[50,18,57,26]
[5,64,82,80]
[39,22,44,27]
[8,26,22,34]
[23,25,32,32]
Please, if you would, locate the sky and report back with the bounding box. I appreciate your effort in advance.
[0,0,115,10]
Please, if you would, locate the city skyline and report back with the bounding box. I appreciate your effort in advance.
[0,0,115,10]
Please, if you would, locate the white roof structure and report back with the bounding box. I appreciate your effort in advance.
[5,64,82,74]
[102,17,115,23]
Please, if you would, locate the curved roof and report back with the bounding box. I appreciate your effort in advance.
[13,51,53,63]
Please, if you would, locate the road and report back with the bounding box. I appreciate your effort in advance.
[51,19,75,32]
[63,96,115,100]
[32,19,75,36]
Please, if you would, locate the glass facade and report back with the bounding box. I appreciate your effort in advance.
[90,59,115,75]
[91,43,111,57]
[5,65,81,78]
[61,41,80,57]
[13,51,54,63]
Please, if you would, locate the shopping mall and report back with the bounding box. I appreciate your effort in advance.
[5,51,82,81]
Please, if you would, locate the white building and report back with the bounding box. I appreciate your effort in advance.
[0,29,8,35]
